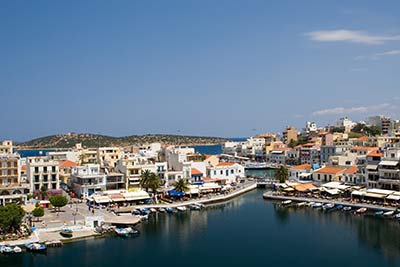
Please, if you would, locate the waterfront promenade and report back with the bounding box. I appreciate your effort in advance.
[263,191,398,212]
[114,181,257,213]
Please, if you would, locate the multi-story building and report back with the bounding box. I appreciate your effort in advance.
[282,126,298,145]
[0,140,13,155]
[313,166,346,183]
[26,157,60,192]
[106,173,125,190]
[0,154,29,205]
[289,164,313,182]
[70,164,106,198]
[365,150,383,189]
[299,144,320,165]
[97,147,123,170]
[206,162,245,183]
[367,115,392,134]
[377,148,400,191]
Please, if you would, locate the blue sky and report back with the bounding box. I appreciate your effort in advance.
[1,1,400,141]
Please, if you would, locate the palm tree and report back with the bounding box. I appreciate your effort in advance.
[146,173,161,203]
[140,170,152,191]
[173,178,189,193]
[275,166,289,183]
[39,185,48,200]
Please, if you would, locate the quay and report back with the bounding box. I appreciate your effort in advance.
[262,191,398,212]
[114,182,257,213]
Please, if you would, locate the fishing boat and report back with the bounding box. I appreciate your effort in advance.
[177,206,187,212]
[395,213,400,219]
[115,227,139,237]
[25,243,47,253]
[343,206,352,212]
[140,208,151,215]
[336,205,344,210]
[166,207,174,213]
[189,204,201,210]
[312,203,323,209]
[60,227,73,238]
[132,209,141,215]
[323,203,335,210]
[383,210,395,217]
[0,245,14,254]
[375,211,384,217]
[296,202,307,207]
[13,246,22,254]
[356,208,368,214]
[150,208,157,213]
[307,202,315,207]
[281,200,292,206]
[158,207,166,213]
[140,214,149,221]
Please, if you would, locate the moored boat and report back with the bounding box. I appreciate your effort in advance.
[383,210,395,217]
[296,202,307,207]
[0,245,14,254]
[312,203,323,209]
[140,208,150,215]
[132,209,141,215]
[177,206,187,212]
[166,207,174,213]
[336,205,344,210]
[343,206,352,212]
[375,211,384,217]
[281,200,292,206]
[25,243,47,253]
[13,246,22,254]
[356,208,368,214]
[150,208,157,213]
[115,227,140,237]
[323,203,335,210]
[60,227,73,238]
[158,207,166,213]
[189,204,201,210]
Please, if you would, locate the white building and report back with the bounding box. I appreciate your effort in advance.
[0,140,13,155]
[26,157,60,192]
[207,162,245,183]
[70,164,106,198]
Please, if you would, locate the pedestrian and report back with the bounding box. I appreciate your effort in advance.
[92,208,95,215]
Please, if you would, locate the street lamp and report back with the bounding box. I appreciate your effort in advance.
[72,203,78,225]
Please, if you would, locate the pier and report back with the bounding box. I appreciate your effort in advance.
[262,191,398,212]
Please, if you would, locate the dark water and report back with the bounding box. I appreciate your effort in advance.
[2,190,400,267]
[191,144,222,155]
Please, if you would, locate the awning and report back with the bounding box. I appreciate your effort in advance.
[121,191,150,201]
[323,188,341,195]
[109,194,125,202]
[379,161,399,166]
[283,187,295,192]
[93,196,111,204]
[364,192,386,199]
[386,195,400,201]
[351,190,365,196]
[366,165,378,170]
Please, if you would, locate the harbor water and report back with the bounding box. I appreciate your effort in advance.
[2,189,400,267]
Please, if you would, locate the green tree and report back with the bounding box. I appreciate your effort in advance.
[40,185,48,200]
[173,178,189,193]
[49,195,68,214]
[140,169,152,191]
[0,204,25,233]
[32,206,44,221]
[144,173,162,203]
[275,166,289,183]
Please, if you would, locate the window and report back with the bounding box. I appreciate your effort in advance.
[213,171,216,175]
[231,169,234,174]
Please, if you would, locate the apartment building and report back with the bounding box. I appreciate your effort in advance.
[26,157,60,192]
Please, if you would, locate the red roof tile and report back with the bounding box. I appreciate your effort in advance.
[59,160,78,168]
[191,168,203,175]
[315,166,346,174]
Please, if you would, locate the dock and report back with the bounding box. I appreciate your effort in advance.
[263,191,398,212]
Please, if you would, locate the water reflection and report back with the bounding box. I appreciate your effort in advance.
[272,203,400,259]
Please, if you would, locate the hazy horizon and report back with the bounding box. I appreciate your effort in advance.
[1,1,399,141]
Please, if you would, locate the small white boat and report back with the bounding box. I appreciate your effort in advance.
[281,200,292,206]
[0,245,14,254]
[177,206,187,212]
[323,203,335,210]
[307,202,315,207]
[395,213,400,219]
[343,206,352,212]
[158,208,166,213]
[13,246,22,253]
[356,208,368,214]
[384,210,395,217]
[296,202,307,207]
[140,214,149,220]
[312,203,323,208]
[150,208,157,213]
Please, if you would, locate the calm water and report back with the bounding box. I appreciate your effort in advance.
[2,190,400,267]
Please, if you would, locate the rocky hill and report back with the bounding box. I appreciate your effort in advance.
[17,133,228,148]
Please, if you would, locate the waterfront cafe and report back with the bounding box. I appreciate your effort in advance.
[350,188,400,206]
[87,190,151,206]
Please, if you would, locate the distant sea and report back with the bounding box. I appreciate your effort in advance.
[191,137,247,155]
[16,149,57,158]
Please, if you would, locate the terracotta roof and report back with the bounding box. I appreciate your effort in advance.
[59,160,78,168]
[291,164,311,171]
[315,166,346,174]
[344,166,358,174]
[352,146,377,152]
[203,177,227,182]
[357,136,368,141]
[293,183,316,192]
[367,150,384,157]
[21,165,27,171]
[217,162,235,167]
[191,168,203,175]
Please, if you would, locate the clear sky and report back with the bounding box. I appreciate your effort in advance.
[1,1,400,141]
